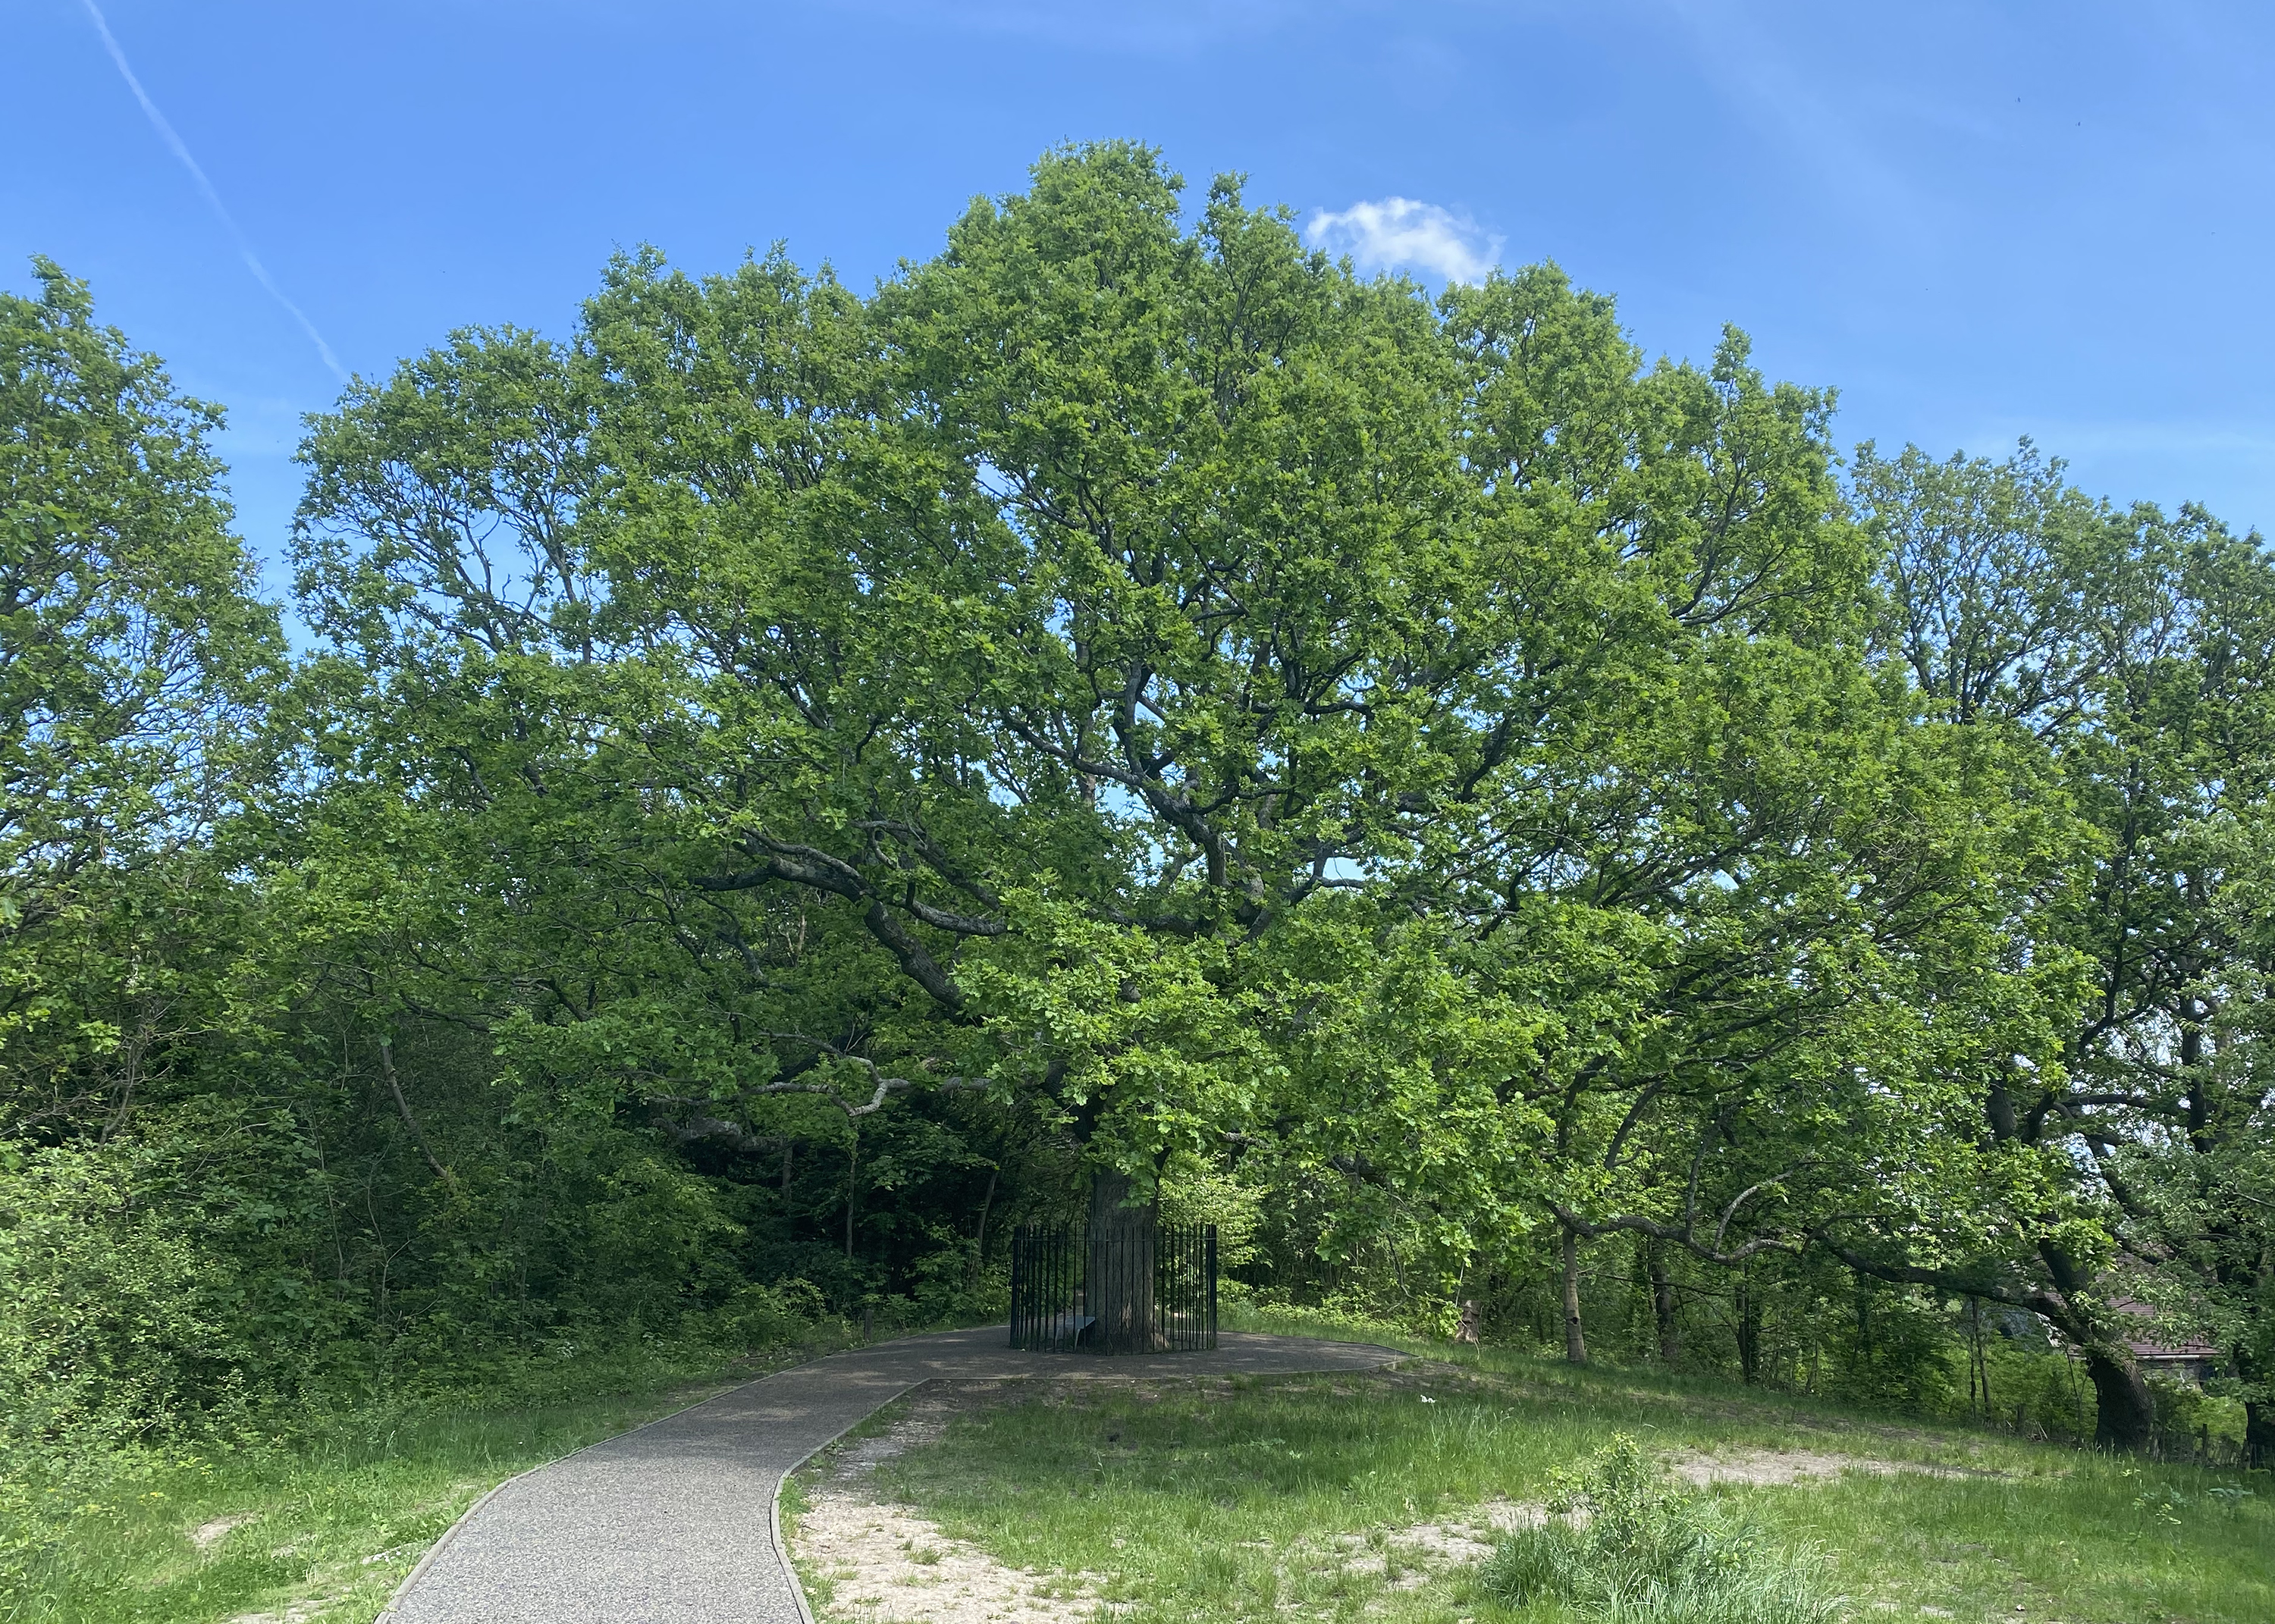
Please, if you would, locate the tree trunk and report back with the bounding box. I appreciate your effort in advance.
[2245,1398,2275,1469]
[1561,1223,1588,1365]
[1087,1168,1160,1353]
[1649,1240,1680,1365]
[969,1163,999,1287]
[2081,1342,2156,1451]
[378,1038,456,1189]
[1735,1275,1761,1384]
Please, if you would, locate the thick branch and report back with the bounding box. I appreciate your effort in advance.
[1808,1230,2088,1337]
[693,839,972,1010]
[1551,1202,1800,1265]
[863,901,966,1010]
[904,895,1007,936]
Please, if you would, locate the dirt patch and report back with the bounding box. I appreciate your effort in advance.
[797,1493,1097,1624]
[794,1384,1101,1624]
[1667,1448,1985,1487]
[1306,1500,1552,1588]
[793,1371,2001,1623]
[192,1513,256,1549]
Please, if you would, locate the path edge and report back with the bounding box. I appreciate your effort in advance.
[760,1339,1408,1623]
[375,1331,1410,1622]
[373,1360,811,1622]
[372,1466,529,1624]
[767,1375,930,1624]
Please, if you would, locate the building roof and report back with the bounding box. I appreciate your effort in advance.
[2110,1296,2221,1362]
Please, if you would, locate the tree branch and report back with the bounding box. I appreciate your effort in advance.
[378,1038,457,1190]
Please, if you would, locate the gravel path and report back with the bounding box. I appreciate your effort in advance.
[381,1326,1403,1624]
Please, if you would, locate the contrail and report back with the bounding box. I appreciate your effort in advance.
[78,0,347,381]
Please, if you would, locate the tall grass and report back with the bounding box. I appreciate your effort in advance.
[1482,1436,1840,1624]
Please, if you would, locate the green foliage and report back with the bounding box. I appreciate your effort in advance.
[711,1278,829,1349]
[6,131,2275,1496]
[0,1333,823,1622]
[0,1137,240,1448]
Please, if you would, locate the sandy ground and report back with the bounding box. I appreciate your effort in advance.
[794,1385,1105,1624]
[1668,1447,1985,1486]
[194,1513,256,1548]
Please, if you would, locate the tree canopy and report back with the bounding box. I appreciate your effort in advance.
[7,144,2273,1463]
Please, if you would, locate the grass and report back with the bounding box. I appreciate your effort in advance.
[0,1336,836,1624]
[1479,1434,1844,1624]
[838,1318,2274,1624]
[20,1308,2269,1623]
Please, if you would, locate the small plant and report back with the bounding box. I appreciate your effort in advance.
[1481,1435,1841,1624]
[2132,1481,2189,1525]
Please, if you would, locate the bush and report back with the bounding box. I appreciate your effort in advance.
[907,1234,1011,1326]
[1480,1435,1841,1624]
[0,1136,265,1449]
[712,1278,827,1350]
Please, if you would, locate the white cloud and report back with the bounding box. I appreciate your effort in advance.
[1304,197,1500,284]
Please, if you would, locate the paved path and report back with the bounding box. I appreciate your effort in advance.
[382,1326,1403,1624]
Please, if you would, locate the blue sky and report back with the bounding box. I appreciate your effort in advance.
[8,2,2272,589]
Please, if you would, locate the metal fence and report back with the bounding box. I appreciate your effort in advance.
[1006,1219,1217,1353]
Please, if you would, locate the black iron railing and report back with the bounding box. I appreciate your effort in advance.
[1007,1219,1217,1353]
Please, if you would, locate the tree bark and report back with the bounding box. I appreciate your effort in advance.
[843,1130,859,1259]
[1649,1240,1680,1365]
[1087,1168,1161,1353]
[2245,1398,2275,1469]
[1735,1274,1761,1384]
[1561,1223,1588,1365]
[378,1038,456,1190]
[969,1163,999,1286]
[2080,1342,2156,1451]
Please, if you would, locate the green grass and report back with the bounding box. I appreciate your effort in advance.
[22,1310,2270,1624]
[844,1332,2273,1624]
[0,1337,836,1624]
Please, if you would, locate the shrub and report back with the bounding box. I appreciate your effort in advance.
[714,1278,826,1350]
[0,1136,268,1448]
[907,1233,1011,1326]
[1480,1435,1842,1624]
